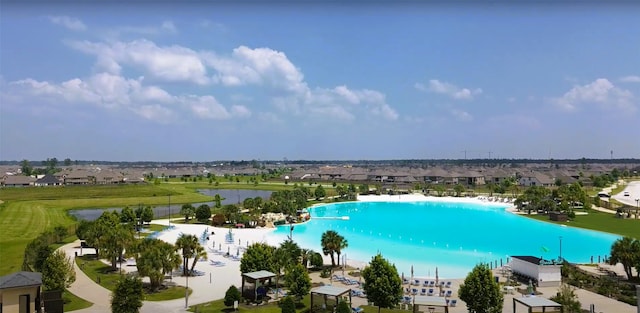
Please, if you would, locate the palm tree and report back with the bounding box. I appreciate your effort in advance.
[175,234,199,276]
[321,230,339,267]
[335,235,348,267]
[609,237,640,279]
[189,245,207,275]
[300,248,312,268]
[321,230,347,267]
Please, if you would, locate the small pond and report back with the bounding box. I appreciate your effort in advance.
[69,189,273,221]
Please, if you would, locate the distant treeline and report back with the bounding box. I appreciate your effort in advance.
[1,158,639,168]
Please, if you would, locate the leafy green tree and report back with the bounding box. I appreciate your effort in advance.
[121,207,137,225]
[609,236,640,279]
[90,211,135,269]
[222,204,240,223]
[336,300,351,313]
[63,158,72,166]
[458,264,503,313]
[550,284,582,313]
[111,275,144,313]
[180,204,195,222]
[20,159,32,176]
[453,184,465,197]
[41,250,76,291]
[224,285,241,307]
[22,239,53,272]
[214,194,223,208]
[280,296,295,313]
[195,204,212,223]
[240,242,275,273]
[75,220,94,240]
[135,239,181,291]
[284,263,312,302]
[53,225,68,243]
[314,185,326,200]
[309,252,324,268]
[361,253,403,313]
[141,206,154,224]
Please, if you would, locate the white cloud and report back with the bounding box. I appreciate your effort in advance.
[417,79,482,100]
[58,38,401,122]
[161,21,178,33]
[620,75,640,83]
[5,73,252,122]
[68,39,209,84]
[552,78,635,112]
[231,105,251,118]
[48,16,87,31]
[450,109,473,121]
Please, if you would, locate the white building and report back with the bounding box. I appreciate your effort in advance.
[510,256,562,287]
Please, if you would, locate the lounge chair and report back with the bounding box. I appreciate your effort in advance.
[427,288,434,296]
[413,279,420,286]
[403,278,410,285]
[450,299,457,307]
[411,288,418,295]
[445,290,452,297]
[403,296,412,304]
[209,260,225,267]
[404,287,411,294]
[352,307,364,313]
[429,281,435,287]
[445,281,452,288]
[422,280,429,287]
[420,288,427,296]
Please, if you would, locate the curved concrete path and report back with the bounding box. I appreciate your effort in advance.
[60,240,111,313]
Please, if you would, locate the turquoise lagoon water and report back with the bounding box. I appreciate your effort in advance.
[268,200,621,278]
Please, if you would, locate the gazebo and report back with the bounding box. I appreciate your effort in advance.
[513,296,563,313]
[412,295,449,313]
[241,270,276,301]
[310,285,352,312]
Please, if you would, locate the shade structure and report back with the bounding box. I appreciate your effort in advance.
[412,295,449,313]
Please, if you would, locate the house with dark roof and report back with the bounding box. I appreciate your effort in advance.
[0,271,42,313]
[34,174,62,186]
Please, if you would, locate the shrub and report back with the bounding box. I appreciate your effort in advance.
[280,296,295,313]
[224,285,241,307]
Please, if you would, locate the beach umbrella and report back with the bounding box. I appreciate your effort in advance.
[227,246,230,255]
[219,243,222,250]
[527,279,534,295]
[401,272,404,285]
[236,247,240,257]
[435,267,439,286]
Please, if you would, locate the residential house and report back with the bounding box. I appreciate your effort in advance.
[34,174,62,186]
[518,171,554,187]
[1,175,37,187]
[0,271,42,313]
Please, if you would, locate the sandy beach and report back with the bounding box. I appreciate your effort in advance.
[96,193,638,313]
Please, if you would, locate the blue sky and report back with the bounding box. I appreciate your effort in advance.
[1,2,639,161]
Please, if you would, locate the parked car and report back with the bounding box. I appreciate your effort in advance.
[623,191,630,196]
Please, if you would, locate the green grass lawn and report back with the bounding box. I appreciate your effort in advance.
[188,295,312,313]
[75,255,191,301]
[523,210,640,239]
[63,289,94,312]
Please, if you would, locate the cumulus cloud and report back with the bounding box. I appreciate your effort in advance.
[416,79,482,100]
[552,78,635,112]
[5,73,252,122]
[619,75,640,83]
[450,109,473,121]
[49,16,87,31]
[45,36,400,123]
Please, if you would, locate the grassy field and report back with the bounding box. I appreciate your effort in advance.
[63,290,94,311]
[524,210,640,239]
[188,295,312,313]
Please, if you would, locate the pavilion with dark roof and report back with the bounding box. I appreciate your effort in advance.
[513,296,563,313]
[241,270,276,302]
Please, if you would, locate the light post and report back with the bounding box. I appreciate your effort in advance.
[168,194,171,228]
[559,236,563,261]
[635,198,639,220]
[185,273,189,308]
